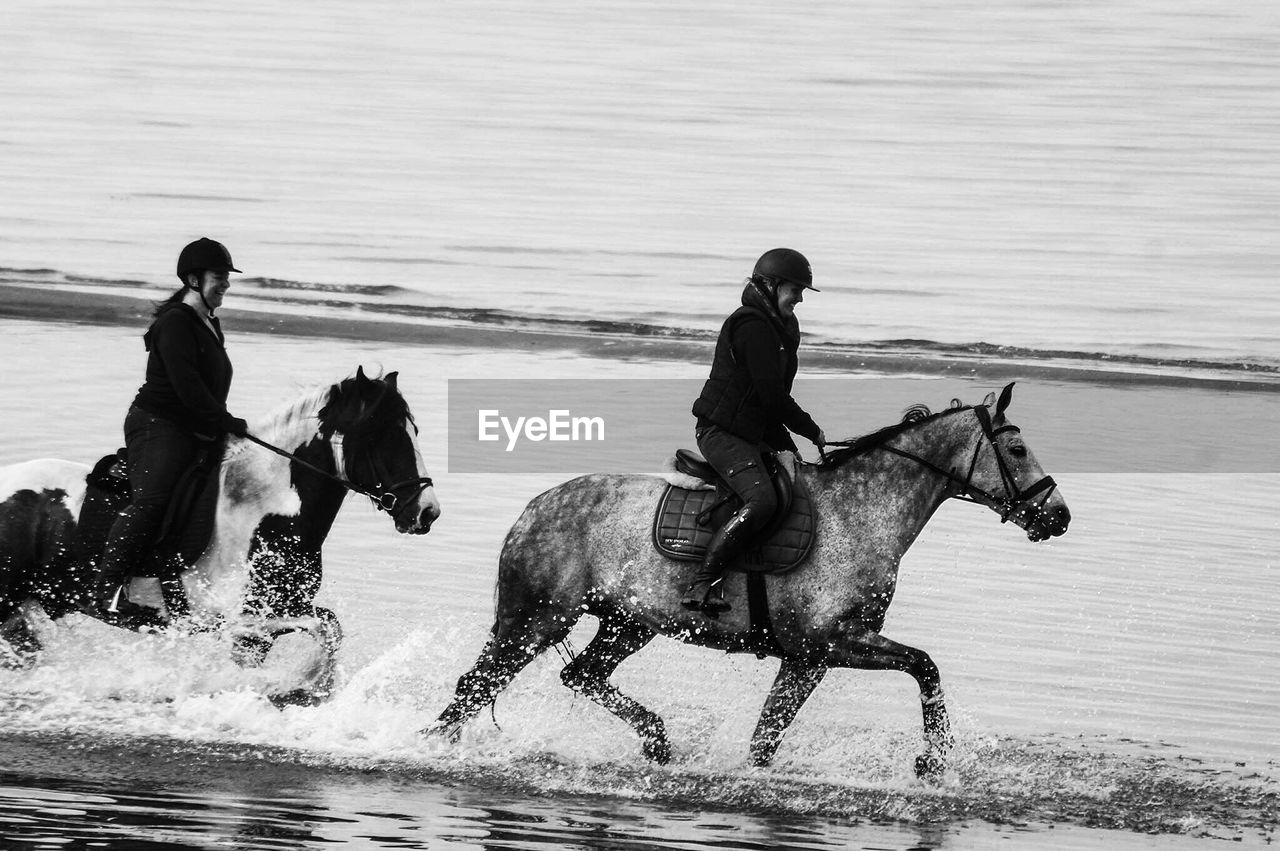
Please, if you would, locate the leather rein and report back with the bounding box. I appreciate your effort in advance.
[822,406,1057,523]
[243,432,433,519]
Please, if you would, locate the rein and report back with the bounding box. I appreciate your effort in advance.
[822,407,1057,523]
[242,432,433,518]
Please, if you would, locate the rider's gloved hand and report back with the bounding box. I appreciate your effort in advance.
[226,417,249,438]
[815,429,827,448]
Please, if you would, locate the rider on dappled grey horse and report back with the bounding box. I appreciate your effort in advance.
[95,238,250,625]
[685,248,827,614]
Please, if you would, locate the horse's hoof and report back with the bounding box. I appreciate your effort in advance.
[268,688,325,709]
[421,721,462,744]
[914,752,946,782]
[642,736,671,765]
[0,643,37,670]
[230,635,272,668]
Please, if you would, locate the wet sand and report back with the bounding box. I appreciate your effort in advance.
[7,278,1280,478]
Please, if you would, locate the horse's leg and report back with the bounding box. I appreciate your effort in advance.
[559,613,668,764]
[825,628,953,780]
[749,656,827,767]
[0,601,40,664]
[427,605,577,738]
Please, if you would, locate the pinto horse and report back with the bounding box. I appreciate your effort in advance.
[0,367,439,701]
[426,383,1068,777]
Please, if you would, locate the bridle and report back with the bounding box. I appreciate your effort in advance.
[346,432,436,520]
[823,406,1057,524]
[243,431,434,519]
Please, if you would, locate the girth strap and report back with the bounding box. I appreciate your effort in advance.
[742,572,781,659]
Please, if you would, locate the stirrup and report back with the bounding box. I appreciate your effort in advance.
[96,582,168,630]
[102,598,169,631]
[97,581,127,614]
[681,578,731,615]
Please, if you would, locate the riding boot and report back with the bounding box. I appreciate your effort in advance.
[92,556,131,615]
[680,567,730,615]
[94,504,167,629]
[95,575,127,613]
[92,578,168,630]
[682,510,754,614]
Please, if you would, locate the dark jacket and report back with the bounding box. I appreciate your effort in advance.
[692,281,821,451]
[132,303,239,438]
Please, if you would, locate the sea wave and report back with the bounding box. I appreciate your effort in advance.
[3,267,1278,382]
[837,339,1280,378]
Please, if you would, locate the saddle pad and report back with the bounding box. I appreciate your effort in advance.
[71,452,132,570]
[651,476,815,574]
[73,446,223,577]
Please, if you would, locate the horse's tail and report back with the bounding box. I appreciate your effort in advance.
[491,517,544,626]
[488,580,501,637]
[488,483,592,636]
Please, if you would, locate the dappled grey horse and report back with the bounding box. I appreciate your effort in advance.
[427,383,1068,777]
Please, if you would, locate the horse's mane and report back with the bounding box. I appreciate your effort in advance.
[817,398,973,470]
[319,373,415,437]
[222,371,412,469]
[215,385,332,477]
[254,386,334,446]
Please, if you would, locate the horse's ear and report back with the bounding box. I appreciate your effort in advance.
[982,391,997,407]
[385,371,399,390]
[996,382,1015,416]
[355,365,369,387]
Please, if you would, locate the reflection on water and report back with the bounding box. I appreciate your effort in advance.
[0,734,950,851]
[1,732,1273,850]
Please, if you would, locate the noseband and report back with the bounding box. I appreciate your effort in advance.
[828,407,1057,524]
[364,475,436,519]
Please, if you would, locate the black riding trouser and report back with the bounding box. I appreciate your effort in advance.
[97,406,202,587]
[695,425,776,570]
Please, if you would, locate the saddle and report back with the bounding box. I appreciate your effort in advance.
[73,444,224,608]
[652,448,815,573]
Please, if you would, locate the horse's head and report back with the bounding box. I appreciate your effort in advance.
[318,367,441,534]
[963,383,1070,542]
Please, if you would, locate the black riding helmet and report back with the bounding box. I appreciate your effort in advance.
[752,248,818,292]
[176,237,241,284]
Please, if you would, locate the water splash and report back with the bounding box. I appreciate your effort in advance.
[2,618,1274,842]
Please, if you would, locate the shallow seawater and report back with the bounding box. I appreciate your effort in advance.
[1,731,1274,850]
[1,320,1278,847]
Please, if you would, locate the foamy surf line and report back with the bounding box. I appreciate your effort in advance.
[1,729,1274,841]
[2,274,1278,392]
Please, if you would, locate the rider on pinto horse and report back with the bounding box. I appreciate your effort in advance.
[685,248,827,614]
[94,238,250,625]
